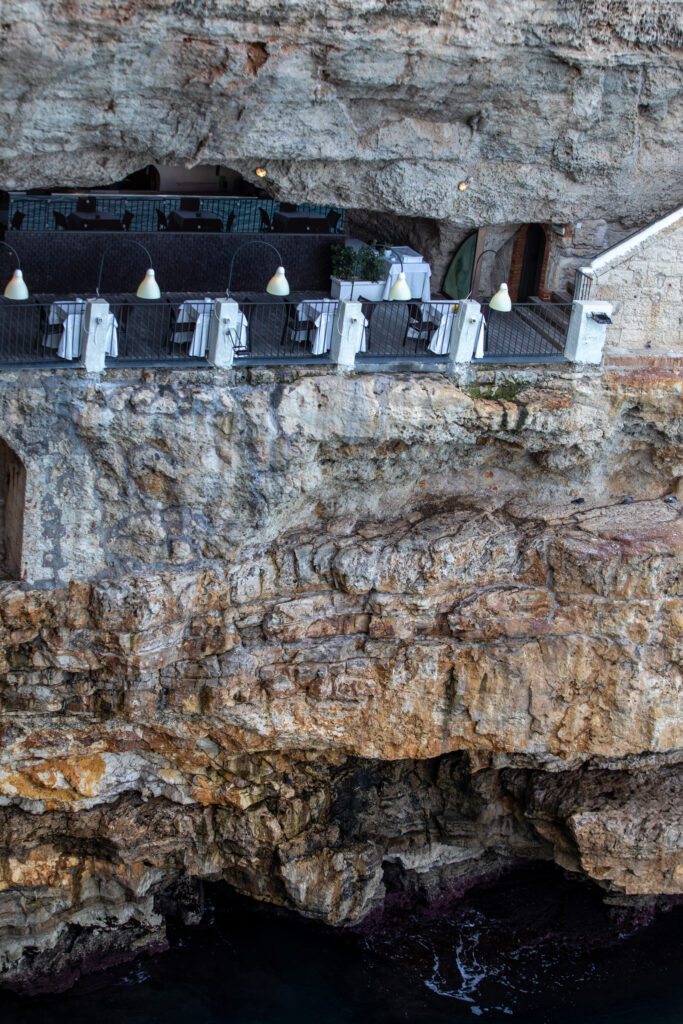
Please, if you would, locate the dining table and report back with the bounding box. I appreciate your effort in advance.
[381,249,432,302]
[272,211,329,233]
[416,301,459,355]
[66,211,123,231]
[44,298,118,360]
[168,210,223,233]
[294,298,368,354]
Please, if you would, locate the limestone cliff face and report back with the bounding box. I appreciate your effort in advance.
[0,365,681,991]
[1,1,681,228]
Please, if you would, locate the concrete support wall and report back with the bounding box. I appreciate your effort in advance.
[564,301,613,364]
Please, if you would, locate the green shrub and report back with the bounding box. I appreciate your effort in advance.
[331,244,386,283]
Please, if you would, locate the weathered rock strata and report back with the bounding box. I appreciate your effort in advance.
[0,365,680,991]
[1,1,681,227]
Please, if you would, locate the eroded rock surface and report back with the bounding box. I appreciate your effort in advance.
[0,365,680,991]
[1,2,681,227]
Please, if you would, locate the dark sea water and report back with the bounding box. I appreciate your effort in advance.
[1,864,681,1023]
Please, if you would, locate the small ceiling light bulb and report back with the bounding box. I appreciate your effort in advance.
[255,168,267,178]
[458,181,468,192]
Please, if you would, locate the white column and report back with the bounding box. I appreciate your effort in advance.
[447,299,482,366]
[564,300,613,364]
[207,298,239,368]
[330,300,363,368]
[80,298,111,373]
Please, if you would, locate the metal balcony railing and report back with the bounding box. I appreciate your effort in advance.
[573,269,594,301]
[474,302,571,362]
[230,295,336,363]
[5,193,345,235]
[353,299,457,359]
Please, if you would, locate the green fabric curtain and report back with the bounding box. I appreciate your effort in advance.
[443,232,477,299]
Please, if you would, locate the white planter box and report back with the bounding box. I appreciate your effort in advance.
[330,277,385,301]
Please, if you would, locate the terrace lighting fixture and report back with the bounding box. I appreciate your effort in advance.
[1,241,29,300]
[458,181,469,192]
[388,255,412,301]
[226,241,290,296]
[489,282,511,312]
[96,240,161,299]
[468,248,512,312]
[255,168,267,178]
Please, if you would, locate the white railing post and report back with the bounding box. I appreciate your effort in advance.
[330,300,362,368]
[447,299,482,366]
[207,298,239,368]
[564,300,614,364]
[80,298,111,373]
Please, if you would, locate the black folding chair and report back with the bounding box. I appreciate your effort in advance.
[156,209,168,231]
[122,210,134,231]
[325,211,341,233]
[258,208,272,232]
[53,211,68,230]
[405,303,438,352]
[225,211,235,233]
[10,211,24,230]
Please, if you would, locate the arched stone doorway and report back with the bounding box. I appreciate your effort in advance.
[0,439,26,579]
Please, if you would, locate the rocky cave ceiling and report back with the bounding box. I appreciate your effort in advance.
[0,0,681,227]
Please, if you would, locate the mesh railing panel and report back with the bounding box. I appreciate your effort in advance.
[7,194,346,235]
[231,295,335,363]
[475,303,571,361]
[102,295,207,365]
[0,299,65,367]
[354,300,458,359]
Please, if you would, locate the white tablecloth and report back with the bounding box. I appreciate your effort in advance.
[425,302,459,355]
[45,299,118,360]
[233,311,249,352]
[380,257,432,302]
[173,298,213,357]
[295,300,338,355]
[295,300,368,354]
[474,314,486,358]
[403,302,458,355]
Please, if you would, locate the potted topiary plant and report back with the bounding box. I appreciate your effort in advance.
[330,244,387,300]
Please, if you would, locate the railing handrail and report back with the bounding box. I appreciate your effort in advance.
[8,191,306,203]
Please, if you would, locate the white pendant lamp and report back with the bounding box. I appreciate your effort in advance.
[388,270,412,301]
[1,242,29,300]
[489,281,512,312]
[4,269,29,300]
[96,240,161,298]
[467,248,512,313]
[266,266,290,296]
[226,241,290,297]
[136,268,161,299]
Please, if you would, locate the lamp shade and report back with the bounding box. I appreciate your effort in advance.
[4,269,29,301]
[266,266,290,296]
[388,271,412,301]
[136,268,161,299]
[489,282,512,312]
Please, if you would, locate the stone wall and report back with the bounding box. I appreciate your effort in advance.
[594,216,683,352]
